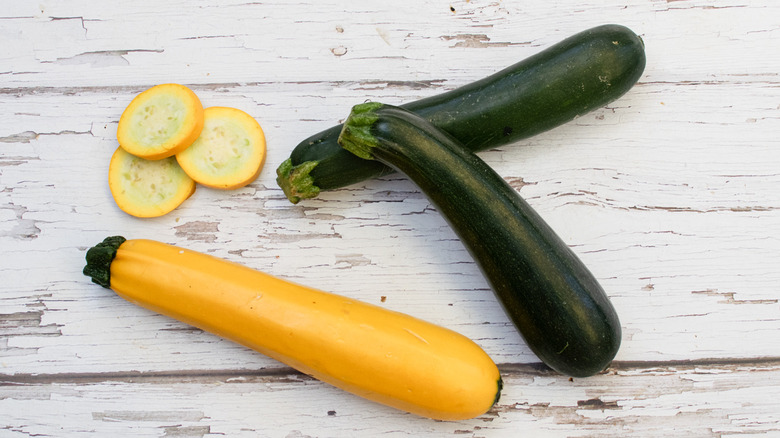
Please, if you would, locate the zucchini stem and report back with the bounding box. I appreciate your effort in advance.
[83,236,127,288]
[338,102,382,160]
[275,159,321,204]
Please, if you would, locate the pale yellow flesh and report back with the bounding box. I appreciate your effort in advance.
[176,107,266,190]
[108,147,195,218]
[117,84,204,160]
[109,239,501,420]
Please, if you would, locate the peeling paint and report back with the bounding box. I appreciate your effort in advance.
[174,221,220,242]
[441,33,515,48]
[48,50,163,67]
[92,410,205,422]
[162,425,210,437]
[692,289,778,305]
[0,311,61,337]
[334,254,371,269]
[577,398,620,409]
[505,176,534,190]
[0,131,38,144]
[2,203,42,240]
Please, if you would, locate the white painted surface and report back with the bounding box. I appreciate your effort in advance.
[2,0,779,436]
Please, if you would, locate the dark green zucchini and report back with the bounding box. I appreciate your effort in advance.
[277,24,645,203]
[338,102,621,377]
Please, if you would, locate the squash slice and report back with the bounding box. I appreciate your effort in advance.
[117,84,204,160]
[108,147,196,218]
[176,106,266,190]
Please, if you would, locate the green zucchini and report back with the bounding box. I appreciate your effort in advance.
[277,24,645,203]
[338,102,621,377]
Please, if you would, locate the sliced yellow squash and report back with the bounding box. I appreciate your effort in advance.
[117,84,204,160]
[108,147,196,218]
[176,106,266,190]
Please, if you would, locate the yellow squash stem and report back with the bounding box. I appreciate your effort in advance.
[83,237,502,420]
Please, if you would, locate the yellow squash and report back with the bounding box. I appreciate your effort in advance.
[83,237,502,420]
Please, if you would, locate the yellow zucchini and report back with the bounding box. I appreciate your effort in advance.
[83,236,502,420]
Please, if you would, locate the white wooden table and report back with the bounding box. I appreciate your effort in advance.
[2,1,779,436]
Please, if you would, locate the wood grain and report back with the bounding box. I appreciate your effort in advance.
[2,0,779,436]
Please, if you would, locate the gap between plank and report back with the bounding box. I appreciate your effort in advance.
[3,357,780,385]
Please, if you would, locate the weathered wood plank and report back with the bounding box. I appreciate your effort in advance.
[2,75,778,373]
[2,0,778,88]
[2,361,779,437]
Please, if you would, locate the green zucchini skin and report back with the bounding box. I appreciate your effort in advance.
[277,24,645,203]
[339,102,621,378]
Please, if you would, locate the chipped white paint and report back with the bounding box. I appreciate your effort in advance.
[2,0,780,436]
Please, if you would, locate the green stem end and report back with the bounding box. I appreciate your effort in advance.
[83,236,126,289]
[275,159,321,204]
[338,102,383,161]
